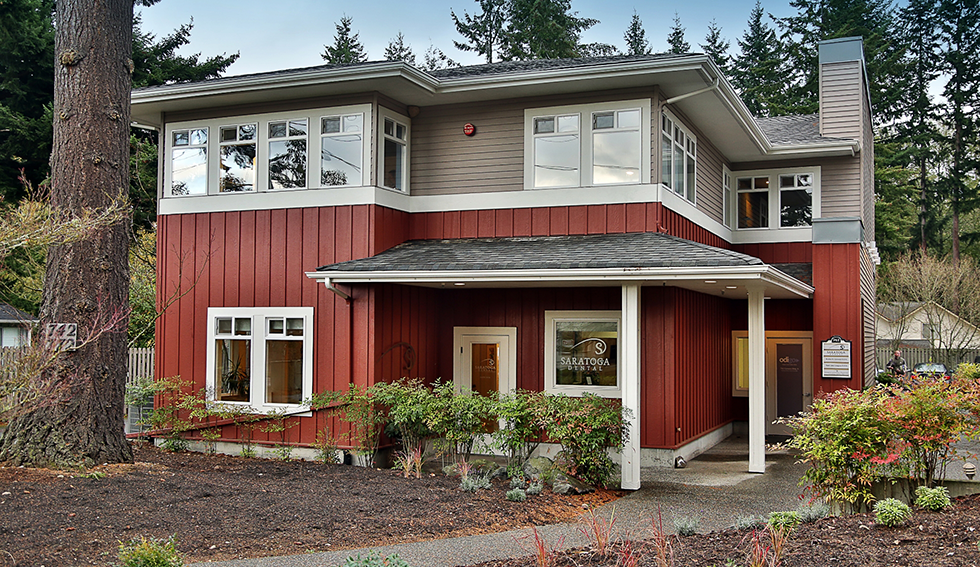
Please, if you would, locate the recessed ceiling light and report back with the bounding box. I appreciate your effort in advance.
[726,285,738,289]
[704,280,717,284]
[454,282,465,286]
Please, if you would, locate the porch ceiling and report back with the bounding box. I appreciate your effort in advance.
[306,232,813,300]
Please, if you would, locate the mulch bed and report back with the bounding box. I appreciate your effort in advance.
[478,494,980,567]
[0,442,618,566]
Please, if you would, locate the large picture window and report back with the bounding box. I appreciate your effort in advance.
[170,127,208,196]
[544,310,621,398]
[320,113,363,187]
[268,118,308,190]
[525,100,650,190]
[206,307,313,411]
[219,123,257,192]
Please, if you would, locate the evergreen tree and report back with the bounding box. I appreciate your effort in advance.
[385,32,416,66]
[937,0,980,264]
[701,19,731,71]
[731,1,792,116]
[131,15,238,88]
[422,44,460,72]
[451,0,507,63]
[502,0,597,60]
[0,0,54,201]
[578,42,618,57]
[776,0,904,120]
[623,11,651,55]
[667,13,690,54]
[321,16,368,64]
[884,0,943,256]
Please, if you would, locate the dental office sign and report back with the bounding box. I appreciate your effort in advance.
[556,321,618,386]
[821,335,851,379]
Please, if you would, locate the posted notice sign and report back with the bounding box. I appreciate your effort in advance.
[821,335,851,379]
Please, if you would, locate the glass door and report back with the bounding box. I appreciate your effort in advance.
[766,337,813,435]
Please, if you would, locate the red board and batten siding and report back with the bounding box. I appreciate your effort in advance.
[812,243,865,393]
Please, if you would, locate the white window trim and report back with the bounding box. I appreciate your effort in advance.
[377,107,411,194]
[163,104,372,198]
[732,166,821,232]
[523,99,651,190]
[205,306,314,414]
[722,165,734,229]
[660,109,697,204]
[544,310,622,398]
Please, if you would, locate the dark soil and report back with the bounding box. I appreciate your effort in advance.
[480,494,980,567]
[0,442,618,566]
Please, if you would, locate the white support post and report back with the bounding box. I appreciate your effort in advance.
[621,284,642,490]
[747,285,767,473]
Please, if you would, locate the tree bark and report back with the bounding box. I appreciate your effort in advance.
[0,0,134,466]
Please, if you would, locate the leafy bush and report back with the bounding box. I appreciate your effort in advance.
[527,480,544,496]
[312,429,340,464]
[510,476,527,489]
[734,515,764,530]
[796,501,830,523]
[373,379,435,452]
[491,390,548,477]
[460,474,491,492]
[343,551,411,567]
[874,498,912,527]
[117,535,183,567]
[785,388,895,508]
[506,488,527,502]
[336,385,386,463]
[767,511,801,532]
[672,516,698,536]
[425,381,494,465]
[914,485,951,511]
[543,394,629,488]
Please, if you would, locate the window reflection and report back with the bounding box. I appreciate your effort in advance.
[534,134,579,187]
[593,130,639,184]
[171,147,207,195]
[220,144,256,192]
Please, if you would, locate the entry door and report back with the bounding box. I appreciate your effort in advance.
[765,337,813,435]
[453,327,517,397]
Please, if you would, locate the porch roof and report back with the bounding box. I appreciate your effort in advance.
[307,232,814,299]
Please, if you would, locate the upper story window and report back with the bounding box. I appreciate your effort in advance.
[380,109,410,192]
[164,104,371,198]
[219,123,257,192]
[661,111,696,203]
[320,113,363,187]
[525,99,650,190]
[268,118,308,190]
[733,168,820,231]
[171,127,208,196]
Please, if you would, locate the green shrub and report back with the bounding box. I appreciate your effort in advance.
[527,480,544,496]
[510,476,527,489]
[874,498,912,527]
[914,485,951,511]
[543,394,629,488]
[767,511,802,532]
[672,516,698,536]
[506,488,527,502]
[312,429,340,464]
[425,381,494,465]
[460,474,491,492]
[372,379,435,452]
[797,501,830,523]
[734,515,764,530]
[490,390,548,477]
[343,551,411,567]
[117,535,183,567]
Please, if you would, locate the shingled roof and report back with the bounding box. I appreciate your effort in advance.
[428,53,686,79]
[317,232,764,273]
[755,114,854,146]
[0,303,36,323]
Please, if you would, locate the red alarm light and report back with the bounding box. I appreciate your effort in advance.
[463,123,476,136]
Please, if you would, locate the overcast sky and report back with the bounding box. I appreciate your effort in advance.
[137,0,803,76]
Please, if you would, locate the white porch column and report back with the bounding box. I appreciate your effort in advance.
[621,284,642,490]
[747,284,767,473]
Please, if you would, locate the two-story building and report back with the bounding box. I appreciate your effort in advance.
[132,36,877,489]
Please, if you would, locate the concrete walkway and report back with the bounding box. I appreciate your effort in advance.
[191,435,808,567]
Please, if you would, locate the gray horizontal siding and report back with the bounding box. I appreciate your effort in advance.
[410,88,656,196]
[819,62,863,140]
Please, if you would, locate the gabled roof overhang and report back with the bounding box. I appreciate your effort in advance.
[131,57,858,163]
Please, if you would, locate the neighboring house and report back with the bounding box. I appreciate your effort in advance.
[876,301,980,350]
[132,37,877,488]
[0,303,35,348]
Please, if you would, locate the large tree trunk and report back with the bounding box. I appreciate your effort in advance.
[0,0,134,466]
